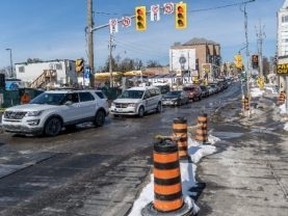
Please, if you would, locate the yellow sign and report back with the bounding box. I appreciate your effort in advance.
[234,54,243,69]
[257,76,265,90]
[277,64,288,75]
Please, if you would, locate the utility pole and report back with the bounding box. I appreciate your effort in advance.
[255,21,265,77]
[87,0,94,88]
[109,33,116,88]
[241,3,251,98]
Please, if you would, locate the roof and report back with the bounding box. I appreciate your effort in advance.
[182,38,219,46]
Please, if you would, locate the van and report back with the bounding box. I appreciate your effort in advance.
[110,86,162,117]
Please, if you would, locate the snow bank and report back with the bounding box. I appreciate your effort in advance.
[128,136,218,216]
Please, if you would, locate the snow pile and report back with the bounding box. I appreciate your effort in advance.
[250,86,264,97]
[128,136,218,216]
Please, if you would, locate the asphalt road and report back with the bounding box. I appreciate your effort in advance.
[0,83,241,216]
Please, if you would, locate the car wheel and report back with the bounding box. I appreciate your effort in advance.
[94,110,105,127]
[156,102,162,113]
[44,117,62,137]
[138,106,145,118]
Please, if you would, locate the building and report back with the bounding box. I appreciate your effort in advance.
[15,59,78,88]
[169,38,221,81]
[277,0,288,91]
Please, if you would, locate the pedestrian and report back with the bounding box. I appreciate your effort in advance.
[21,91,31,104]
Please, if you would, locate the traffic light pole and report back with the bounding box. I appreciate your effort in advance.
[87,0,94,88]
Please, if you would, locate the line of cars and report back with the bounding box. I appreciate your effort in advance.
[1,78,232,137]
[162,79,231,107]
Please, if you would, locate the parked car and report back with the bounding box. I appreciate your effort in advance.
[183,85,202,101]
[200,85,209,98]
[110,86,162,117]
[162,90,189,106]
[1,89,110,136]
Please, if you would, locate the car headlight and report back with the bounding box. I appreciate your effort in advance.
[127,103,136,107]
[26,111,43,116]
[111,102,115,107]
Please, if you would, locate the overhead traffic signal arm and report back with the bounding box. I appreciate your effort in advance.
[175,2,187,29]
[135,6,147,31]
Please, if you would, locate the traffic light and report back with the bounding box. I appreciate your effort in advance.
[75,59,84,73]
[252,54,259,69]
[175,2,187,29]
[234,54,243,69]
[135,6,146,31]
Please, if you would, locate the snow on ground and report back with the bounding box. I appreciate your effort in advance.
[128,137,218,216]
[250,85,288,131]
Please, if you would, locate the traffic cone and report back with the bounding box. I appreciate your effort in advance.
[172,117,188,160]
[141,138,193,216]
[278,91,286,105]
[195,114,208,144]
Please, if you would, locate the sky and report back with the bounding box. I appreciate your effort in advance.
[0,0,285,71]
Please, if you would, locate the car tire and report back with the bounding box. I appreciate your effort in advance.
[44,117,62,137]
[94,110,105,127]
[156,102,162,113]
[138,106,145,118]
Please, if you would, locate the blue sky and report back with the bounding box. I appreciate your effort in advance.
[0,0,285,71]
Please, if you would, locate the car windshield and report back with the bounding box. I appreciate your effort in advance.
[183,87,195,91]
[165,91,181,97]
[30,92,67,105]
[119,90,144,99]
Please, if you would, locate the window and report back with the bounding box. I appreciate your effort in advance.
[79,92,95,102]
[62,93,79,104]
[95,91,106,99]
[18,66,25,73]
[56,63,62,70]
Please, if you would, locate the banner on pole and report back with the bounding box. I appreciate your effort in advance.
[109,19,118,34]
[151,5,160,21]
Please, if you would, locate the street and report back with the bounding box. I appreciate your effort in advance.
[1,82,288,216]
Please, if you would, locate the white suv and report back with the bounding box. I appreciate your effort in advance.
[110,86,162,117]
[1,89,109,136]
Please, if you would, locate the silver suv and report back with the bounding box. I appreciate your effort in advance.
[1,89,109,136]
[110,86,162,117]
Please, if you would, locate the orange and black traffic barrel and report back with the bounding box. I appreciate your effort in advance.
[141,138,192,216]
[242,97,250,111]
[278,91,286,105]
[195,113,208,143]
[172,117,188,160]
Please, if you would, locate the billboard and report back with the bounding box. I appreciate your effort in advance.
[169,48,196,73]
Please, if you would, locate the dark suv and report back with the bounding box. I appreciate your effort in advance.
[183,85,202,101]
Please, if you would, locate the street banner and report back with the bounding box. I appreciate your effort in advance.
[121,16,131,28]
[163,2,174,14]
[109,19,118,34]
[151,5,160,21]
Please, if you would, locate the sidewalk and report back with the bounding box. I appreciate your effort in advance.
[196,87,288,215]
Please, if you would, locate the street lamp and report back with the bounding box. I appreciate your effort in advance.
[5,48,14,78]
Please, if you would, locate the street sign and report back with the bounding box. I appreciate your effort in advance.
[151,5,160,21]
[277,63,288,75]
[121,16,131,28]
[163,2,174,14]
[109,19,118,34]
